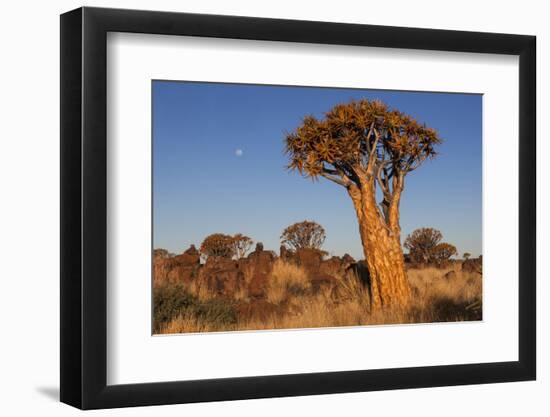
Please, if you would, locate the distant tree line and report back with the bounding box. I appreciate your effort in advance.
[161,223,466,268]
[198,220,326,261]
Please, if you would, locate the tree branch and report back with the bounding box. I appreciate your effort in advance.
[334,162,362,187]
[375,161,393,199]
[320,169,351,187]
[363,122,376,153]
[403,143,430,173]
[366,129,381,173]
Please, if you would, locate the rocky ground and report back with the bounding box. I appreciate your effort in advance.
[153,244,482,334]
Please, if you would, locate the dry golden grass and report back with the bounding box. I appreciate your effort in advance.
[232,285,250,302]
[334,272,371,305]
[187,279,213,302]
[160,312,217,334]
[238,294,369,331]
[266,259,310,304]
[241,262,256,286]
[156,262,482,334]
[407,265,482,316]
[184,277,251,303]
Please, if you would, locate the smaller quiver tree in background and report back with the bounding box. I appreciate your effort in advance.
[404,227,443,264]
[431,242,458,267]
[232,234,254,259]
[281,220,326,251]
[404,227,457,266]
[200,233,235,261]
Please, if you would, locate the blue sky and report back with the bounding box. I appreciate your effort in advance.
[153,81,482,260]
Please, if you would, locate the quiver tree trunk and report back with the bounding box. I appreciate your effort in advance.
[348,181,411,310]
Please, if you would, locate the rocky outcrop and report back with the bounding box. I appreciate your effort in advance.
[319,254,356,277]
[246,243,276,275]
[153,243,367,298]
[154,245,200,285]
[462,256,482,274]
[243,243,276,298]
[196,257,243,296]
[248,272,270,298]
[295,248,323,272]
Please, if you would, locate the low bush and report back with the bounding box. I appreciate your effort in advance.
[153,284,237,333]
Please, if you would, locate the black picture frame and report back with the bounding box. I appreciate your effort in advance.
[60,6,536,410]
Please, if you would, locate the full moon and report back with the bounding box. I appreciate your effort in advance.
[235,149,243,157]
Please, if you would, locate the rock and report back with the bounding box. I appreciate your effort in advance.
[248,273,270,298]
[342,254,355,265]
[153,247,201,285]
[184,244,199,257]
[196,258,243,296]
[280,245,291,261]
[247,243,275,275]
[295,248,323,273]
[166,265,197,285]
[309,273,339,293]
[172,245,200,266]
[347,260,371,286]
[319,257,342,275]
[462,257,482,274]
[443,270,457,280]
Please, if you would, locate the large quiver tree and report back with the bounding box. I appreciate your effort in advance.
[284,99,441,309]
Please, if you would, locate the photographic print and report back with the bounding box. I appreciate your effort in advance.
[152,81,482,335]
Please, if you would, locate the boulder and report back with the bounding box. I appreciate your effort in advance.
[279,245,291,261]
[248,273,270,298]
[341,253,356,266]
[153,244,204,286]
[197,257,243,296]
[166,264,197,285]
[295,248,323,273]
[347,260,371,286]
[443,270,457,280]
[462,257,482,274]
[172,244,200,266]
[319,256,342,275]
[247,242,275,275]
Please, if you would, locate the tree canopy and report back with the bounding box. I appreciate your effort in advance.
[200,233,254,260]
[431,242,458,265]
[404,228,443,263]
[404,227,457,265]
[231,234,254,259]
[281,220,326,251]
[285,99,442,224]
[200,233,235,259]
